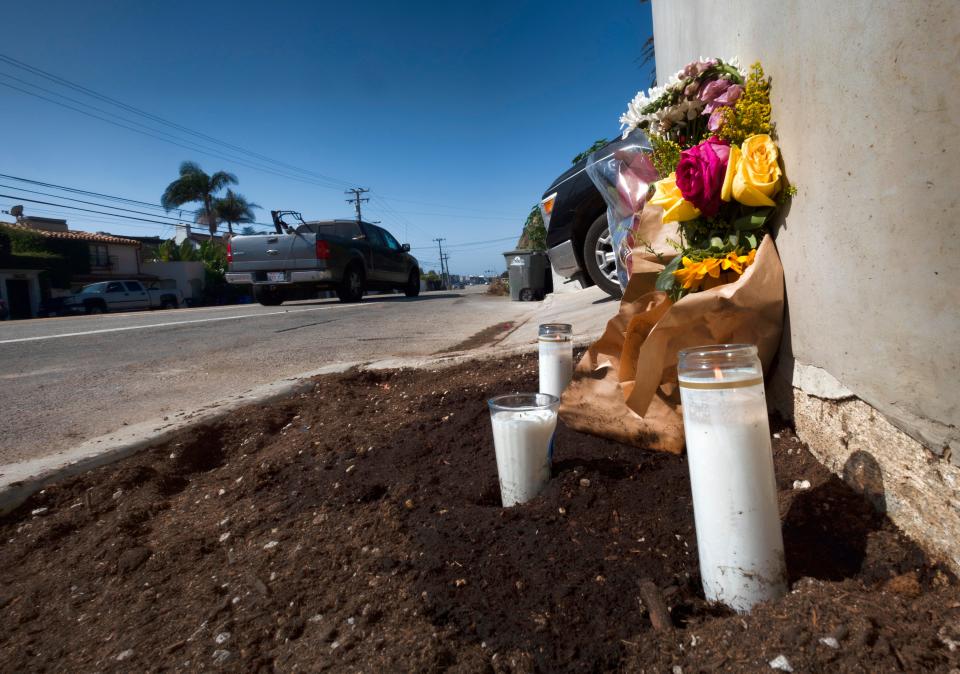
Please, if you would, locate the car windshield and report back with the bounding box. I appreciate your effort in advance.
[78,282,107,294]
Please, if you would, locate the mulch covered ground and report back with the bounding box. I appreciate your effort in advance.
[1,351,958,672]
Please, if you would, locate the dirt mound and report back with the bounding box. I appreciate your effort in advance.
[0,352,957,672]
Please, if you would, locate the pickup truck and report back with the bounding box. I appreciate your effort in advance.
[61,280,183,314]
[225,212,421,305]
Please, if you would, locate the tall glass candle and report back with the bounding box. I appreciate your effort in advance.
[539,323,573,400]
[678,344,787,613]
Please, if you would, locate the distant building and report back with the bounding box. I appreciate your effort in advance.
[174,223,226,250]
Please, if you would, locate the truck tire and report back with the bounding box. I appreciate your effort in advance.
[254,286,285,306]
[583,213,623,298]
[160,297,178,309]
[337,265,365,303]
[85,301,106,315]
[404,269,421,297]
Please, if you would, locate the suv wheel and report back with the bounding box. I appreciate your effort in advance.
[404,269,421,297]
[583,213,623,298]
[337,265,365,303]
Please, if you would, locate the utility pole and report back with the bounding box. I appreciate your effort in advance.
[345,188,370,223]
[433,237,446,289]
[441,253,450,289]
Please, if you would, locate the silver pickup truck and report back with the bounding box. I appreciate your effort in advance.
[61,280,183,314]
[225,213,421,305]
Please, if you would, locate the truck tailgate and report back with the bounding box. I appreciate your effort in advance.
[229,234,298,272]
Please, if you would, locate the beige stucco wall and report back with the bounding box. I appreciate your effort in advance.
[652,0,959,454]
[651,0,960,568]
[109,244,140,276]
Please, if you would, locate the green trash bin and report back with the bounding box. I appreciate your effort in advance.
[502,250,549,301]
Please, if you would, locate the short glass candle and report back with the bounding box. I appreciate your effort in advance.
[488,393,559,507]
[678,344,787,612]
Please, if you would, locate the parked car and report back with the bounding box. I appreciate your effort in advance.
[225,211,420,305]
[539,132,651,297]
[61,280,183,314]
[37,296,72,317]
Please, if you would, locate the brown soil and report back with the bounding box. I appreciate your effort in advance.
[1,352,958,673]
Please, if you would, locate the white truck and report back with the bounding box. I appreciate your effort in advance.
[61,280,183,315]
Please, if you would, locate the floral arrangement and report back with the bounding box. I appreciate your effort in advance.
[619,58,793,299]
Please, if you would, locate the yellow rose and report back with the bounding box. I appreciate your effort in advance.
[650,173,700,223]
[732,134,782,207]
[720,144,740,202]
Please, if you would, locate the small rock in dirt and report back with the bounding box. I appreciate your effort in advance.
[112,489,124,500]
[116,649,135,661]
[939,620,960,651]
[211,649,232,665]
[672,667,683,674]
[30,507,48,516]
[217,489,226,496]
[117,547,151,574]
[884,571,922,597]
[769,654,793,672]
[792,480,811,490]
[404,499,415,510]
[214,632,231,645]
[219,533,231,543]
[773,432,781,439]
[579,478,591,488]
[264,541,279,550]
[819,636,840,649]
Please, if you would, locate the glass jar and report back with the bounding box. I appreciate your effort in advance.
[538,323,573,399]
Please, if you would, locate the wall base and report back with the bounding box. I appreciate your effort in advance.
[787,387,960,574]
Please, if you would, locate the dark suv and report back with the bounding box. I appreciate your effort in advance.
[539,132,650,297]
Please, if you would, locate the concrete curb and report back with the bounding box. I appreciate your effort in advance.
[0,332,601,516]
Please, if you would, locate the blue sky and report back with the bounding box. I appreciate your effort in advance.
[0,0,653,275]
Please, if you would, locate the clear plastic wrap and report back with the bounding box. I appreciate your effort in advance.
[585,131,658,289]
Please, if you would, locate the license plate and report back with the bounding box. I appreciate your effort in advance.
[267,272,285,282]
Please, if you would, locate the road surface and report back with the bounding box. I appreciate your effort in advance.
[0,287,537,465]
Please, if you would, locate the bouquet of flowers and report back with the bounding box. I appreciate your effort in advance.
[619,58,794,298]
[562,58,790,454]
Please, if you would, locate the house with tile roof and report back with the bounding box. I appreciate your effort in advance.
[0,217,148,319]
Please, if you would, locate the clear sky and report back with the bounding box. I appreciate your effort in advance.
[0,0,653,275]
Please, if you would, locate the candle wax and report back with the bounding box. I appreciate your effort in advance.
[680,379,787,612]
[491,408,557,507]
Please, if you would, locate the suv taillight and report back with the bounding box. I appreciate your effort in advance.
[226,239,233,263]
[540,192,557,229]
[316,239,330,260]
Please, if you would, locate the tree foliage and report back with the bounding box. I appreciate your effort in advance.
[160,161,238,236]
[213,189,260,235]
[571,138,609,165]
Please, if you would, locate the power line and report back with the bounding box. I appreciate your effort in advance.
[0,193,192,228]
[0,175,275,228]
[0,53,358,189]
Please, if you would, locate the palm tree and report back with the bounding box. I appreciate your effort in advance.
[213,189,260,236]
[160,161,238,236]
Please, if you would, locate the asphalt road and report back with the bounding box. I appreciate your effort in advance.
[0,287,536,465]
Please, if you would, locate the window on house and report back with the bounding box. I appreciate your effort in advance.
[89,244,110,267]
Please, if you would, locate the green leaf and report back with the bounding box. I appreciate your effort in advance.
[656,256,682,292]
[743,232,758,249]
[734,208,772,231]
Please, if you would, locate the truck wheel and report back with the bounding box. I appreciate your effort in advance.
[337,265,365,303]
[86,302,106,315]
[161,298,178,309]
[583,213,623,298]
[254,286,284,306]
[404,269,421,297]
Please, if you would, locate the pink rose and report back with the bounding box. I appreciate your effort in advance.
[699,80,743,113]
[674,138,730,217]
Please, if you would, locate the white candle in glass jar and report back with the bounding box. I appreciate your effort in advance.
[678,345,787,613]
[488,394,559,507]
[539,323,573,400]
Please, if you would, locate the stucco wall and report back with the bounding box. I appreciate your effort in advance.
[652,0,959,454]
[109,244,141,276]
[651,0,960,568]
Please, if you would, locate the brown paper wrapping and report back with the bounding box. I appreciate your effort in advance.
[559,230,784,454]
